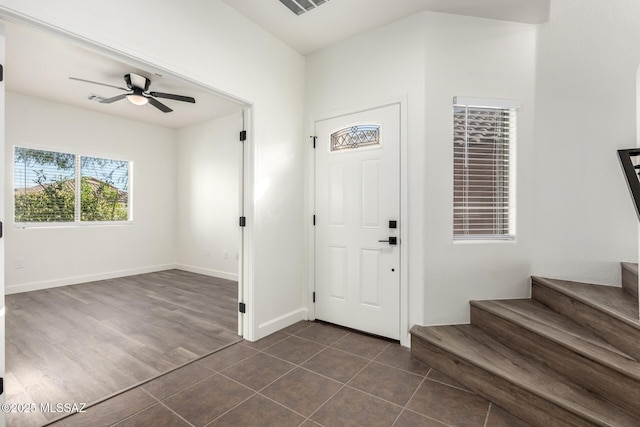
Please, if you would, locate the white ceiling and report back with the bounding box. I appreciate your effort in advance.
[4,22,245,130]
[3,1,550,128]
[221,0,551,55]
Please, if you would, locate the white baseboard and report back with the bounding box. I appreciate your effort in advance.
[255,308,308,340]
[5,264,177,295]
[175,264,238,282]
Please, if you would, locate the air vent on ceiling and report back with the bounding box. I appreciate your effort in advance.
[278,0,329,16]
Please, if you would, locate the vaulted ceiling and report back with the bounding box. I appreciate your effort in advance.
[4,0,550,128]
[221,0,550,55]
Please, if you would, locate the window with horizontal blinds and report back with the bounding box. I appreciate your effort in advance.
[14,147,76,222]
[453,101,516,240]
[14,147,131,224]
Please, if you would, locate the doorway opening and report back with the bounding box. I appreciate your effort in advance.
[0,16,254,425]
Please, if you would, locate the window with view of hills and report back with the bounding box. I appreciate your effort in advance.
[14,147,130,224]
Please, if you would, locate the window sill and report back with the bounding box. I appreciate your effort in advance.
[453,237,516,245]
[14,221,133,229]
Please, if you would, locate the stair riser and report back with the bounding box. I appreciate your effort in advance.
[411,335,598,427]
[621,263,638,298]
[471,305,640,418]
[532,281,640,360]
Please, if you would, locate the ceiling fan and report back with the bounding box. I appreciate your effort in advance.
[69,73,196,113]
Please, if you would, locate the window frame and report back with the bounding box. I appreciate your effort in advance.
[13,145,133,228]
[452,96,519,242]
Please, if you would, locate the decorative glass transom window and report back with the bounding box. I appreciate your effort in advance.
[331,125,380,151]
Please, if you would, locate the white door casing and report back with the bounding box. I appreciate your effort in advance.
[0,22,6,423]
[315,104,400,340]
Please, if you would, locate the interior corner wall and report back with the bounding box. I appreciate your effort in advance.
[0,0,306,340]
[4,92,177,293]
[532,0,640,285]
[176,113,241,281]
[306,11,537,326]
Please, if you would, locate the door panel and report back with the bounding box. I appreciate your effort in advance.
[361,159,381,227]
[315,104,400,339]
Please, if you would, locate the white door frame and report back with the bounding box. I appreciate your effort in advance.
[308,97,409,346]
[0,9,256,340]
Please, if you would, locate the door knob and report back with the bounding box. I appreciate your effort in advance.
[378,236,397,245]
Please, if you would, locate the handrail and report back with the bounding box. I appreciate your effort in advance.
[618,148,640,221]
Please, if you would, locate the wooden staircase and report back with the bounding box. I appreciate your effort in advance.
[410,263,640,426]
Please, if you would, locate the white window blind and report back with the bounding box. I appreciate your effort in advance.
[453,99,517,240]
[14,147,76,222]
[14,147,131,224]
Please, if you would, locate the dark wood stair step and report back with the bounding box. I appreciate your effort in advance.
[621,262,638,298]
[411,324,640,426]
[532,277,640,359]
[471,299,640,417]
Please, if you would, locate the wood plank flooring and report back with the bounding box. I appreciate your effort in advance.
[5,269,240,427]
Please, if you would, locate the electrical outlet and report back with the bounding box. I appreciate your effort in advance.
[205,248,211,258]
[15,258,23,269]
[223,250,228,259]
[236,253,240,261]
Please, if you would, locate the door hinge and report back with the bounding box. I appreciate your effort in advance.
[312,215,316,226]
[239,130,247,142]
[312,292,316,303]
[0,221,3,238]
[311,136,317,149]
[239,302,246,313]
[239,216,246,227]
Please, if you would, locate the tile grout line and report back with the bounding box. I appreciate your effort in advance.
[106,388,162,427]
[201,391,258,427]
[303,351,382,424]
[423,375,476,394]
[389,367,456,427]
[101,324,406,427]
[202,362,300,425]
[49,337,244,426]
[484,402,493,427]
[247,334,394,390]
[157,401,196,427]
[243,335,358,423]
[145,370,219,403]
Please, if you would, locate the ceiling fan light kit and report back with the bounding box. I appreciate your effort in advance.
[126,88,148,106]
[69,73,195,113]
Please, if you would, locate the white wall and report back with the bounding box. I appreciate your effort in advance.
[176,113,241,280]
[4,92,177,293]
[532,0,640,285]
[307,11,537,326]
[0,0,306,339]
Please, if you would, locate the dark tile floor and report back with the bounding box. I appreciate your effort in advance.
[49,321,530,427]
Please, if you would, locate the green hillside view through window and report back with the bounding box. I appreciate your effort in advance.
[14,147,130,223]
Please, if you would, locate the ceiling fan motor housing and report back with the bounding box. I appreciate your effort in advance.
[124,73,150,91]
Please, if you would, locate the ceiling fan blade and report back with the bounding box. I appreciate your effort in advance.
[69,77,129,92]
[147,97,173,113]
[100,94,128,104]
[149,91,196,103]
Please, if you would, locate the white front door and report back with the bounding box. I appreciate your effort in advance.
[315,104,400,340]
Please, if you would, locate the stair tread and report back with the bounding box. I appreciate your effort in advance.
[533,276,640,326]
[411,324,640,426]
[471,299,640,373]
